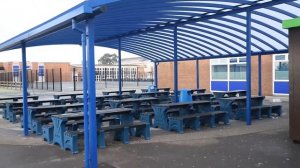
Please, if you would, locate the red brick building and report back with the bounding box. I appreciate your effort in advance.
[157,54,289,96]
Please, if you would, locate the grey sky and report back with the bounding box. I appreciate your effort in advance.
[0,0,138,64]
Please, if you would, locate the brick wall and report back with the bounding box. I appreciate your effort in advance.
[158,55,274,95]
[1,62,72,82]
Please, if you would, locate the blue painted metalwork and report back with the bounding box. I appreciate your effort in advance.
[196,59,199,89]
[0,0,297,62]
[258,54,262,96]
[173,26,178,103]
[71,19,89,167]
[82,33,90,168]
[118,38,122,96]
[154,62,158,87]
[86,17,98,168]
[21,43,29,136]
[246,10,252,126]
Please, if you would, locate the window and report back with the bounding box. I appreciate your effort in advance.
[275,61,288,80]
[211,58,228,80]
[274,54,288,80]
[230,57,246,80]
[212,65,228,80]
[230,64,246,80]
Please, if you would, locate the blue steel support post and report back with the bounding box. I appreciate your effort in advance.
[258,54,262,96]
[246,10,252,125]
[21,42,28,136]
[196,59,200,89]
[86,17,98,168]
[118,38,122,96]
[154,62,158,87]
[82,32,90,168]
[174,26,179,102]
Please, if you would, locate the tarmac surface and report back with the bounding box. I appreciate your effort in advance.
[0,91,299,168]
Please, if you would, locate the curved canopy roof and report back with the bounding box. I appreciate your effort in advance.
[0,0,299,62]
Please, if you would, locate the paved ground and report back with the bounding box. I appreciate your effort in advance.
[0,91,299,168]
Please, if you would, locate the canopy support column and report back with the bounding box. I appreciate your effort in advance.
[21,42,28,136]
[72,19,90,167]
[118,38,122,96]
[154,62,158,87]
[82,33,90,168]
[258,54,262,96]
[174,26,179,102]
[246,10,252,125]
[86,17,98,168]
[196,59,200,89]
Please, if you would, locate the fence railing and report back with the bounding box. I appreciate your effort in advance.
[73,67,154,91]
[0,68,62,92]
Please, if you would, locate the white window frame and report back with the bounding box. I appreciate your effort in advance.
[273,54,289,95]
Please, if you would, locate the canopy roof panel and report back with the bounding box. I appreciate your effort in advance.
[0,0,299,62]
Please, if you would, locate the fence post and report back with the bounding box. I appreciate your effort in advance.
[46,69,49,90]
[73,68,76,91]
[42,74,44,90]
[60,68,62,92]
[36,70,38,89]
[137,68,139,86]
[104,68,107,88]
[52,69,54,91]
[30,70,33,89]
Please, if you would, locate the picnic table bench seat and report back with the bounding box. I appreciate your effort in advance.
[168,111,229,134]
[41,116,119,145]
[63,121,150,154]
[98,121,150,149]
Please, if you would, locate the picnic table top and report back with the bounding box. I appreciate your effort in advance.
[53,93,83,97]
[102,90,136,94]
[29,103,84,110]
[5,99,62,104]
[218,96,264,100]
[157,87,170,90]
[0,95,39,101]
[77,95,121,99]
[52,108,132,120]
[107,97,158,103]
[192,93,212,96]
[190,88,206,92]
[213,90,246,94]
[134,91,169,95]
[153,100,210,107]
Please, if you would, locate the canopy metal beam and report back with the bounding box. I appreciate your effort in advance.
[95,0,295,43]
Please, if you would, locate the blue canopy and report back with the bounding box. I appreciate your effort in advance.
[0,0,299,61]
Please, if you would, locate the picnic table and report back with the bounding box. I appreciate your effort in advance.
[132,91,170,99]
[77,95,121,109]
[102,90,136,96]
[0,95,39,102]
[152,100,211,130]
[141,87,171,93]
[190,89,206,94]
[53,93,83,100]
[51,108,132,149]
[108,97,159,119]
[25,103,84,131]
[4,99,64,122]
[192,93,213,101]
[213,90,246,98]
[217,96,275,119]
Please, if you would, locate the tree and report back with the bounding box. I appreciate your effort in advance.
[98,53,118,65]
